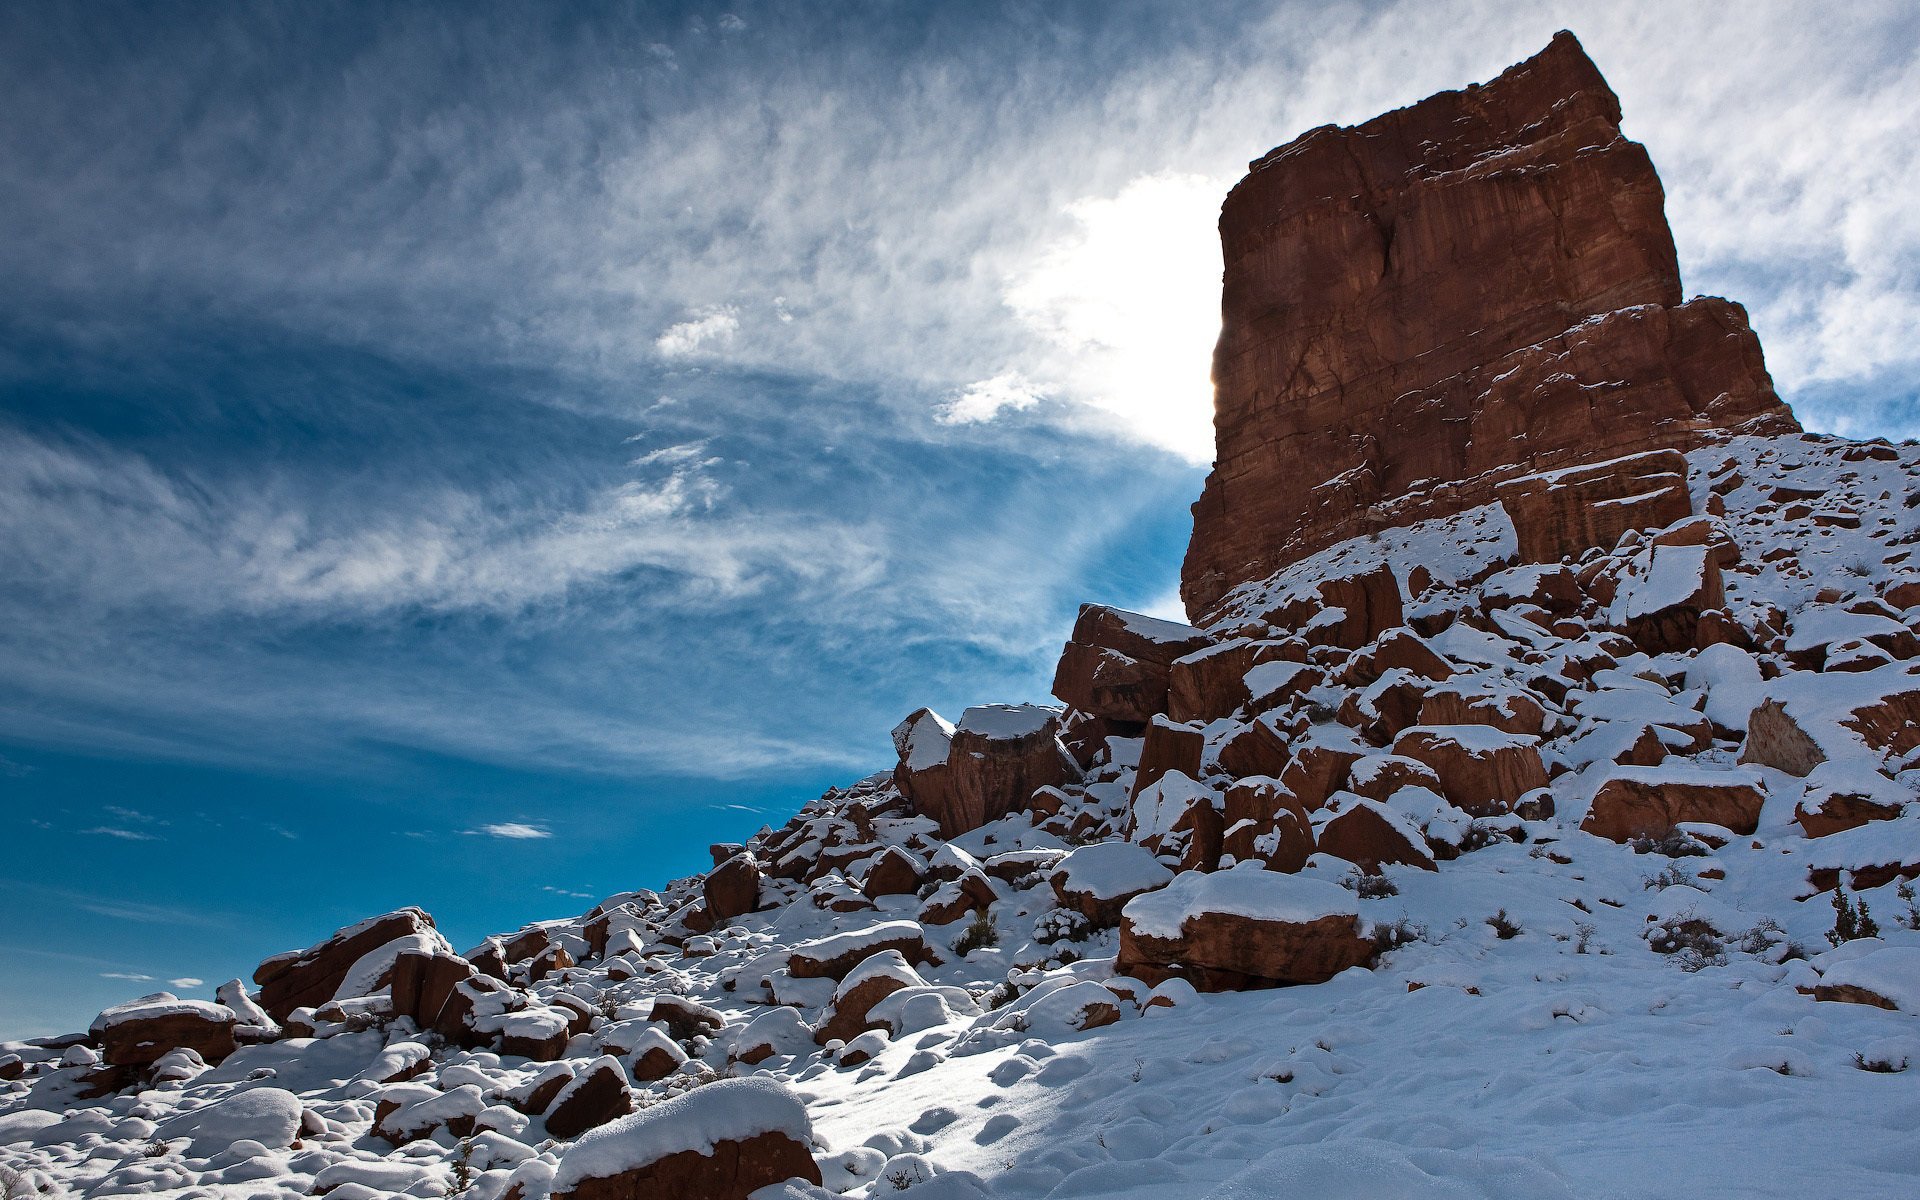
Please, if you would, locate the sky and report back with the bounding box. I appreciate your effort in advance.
[3,0,1918,1040]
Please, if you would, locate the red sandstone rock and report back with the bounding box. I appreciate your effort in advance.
[1500,450,1695,564]
[1392,726,1550,817]
[1314,798,1437,873]
[253,908,441,1022]
[90,997,237,1069]
[1051,605,1211,723]
[1131,716,1207,803]
[388,950,475,1028]
[549,1078,821,1200]
[703,854,763,923]
[1182,31,1795,617]
[936,705,1075,838]
[1116,871,1373,991]
[544,1057,634,1140]
[1580,767,1765,842]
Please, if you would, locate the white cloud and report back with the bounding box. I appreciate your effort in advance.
[654,306,740,359]
[101,971,154,982]
[168,977,203,988]
[469,822,553,840]
[82,826,159,842]
[936,373,1043,425]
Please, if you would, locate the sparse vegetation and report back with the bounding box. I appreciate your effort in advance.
[1853,1049,1909,1074]
[1572,921,1597,954]
[1898,881,1920,931]
[1486,909,1524,940]
[1643,863,1696,891]
[1346,869,1399,899]
[1826,889,1880,947]
[1648,911,1727,971]
[1372,917,1428,955]
[955,909,1000,955]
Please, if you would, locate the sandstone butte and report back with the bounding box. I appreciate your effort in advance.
[1180,29,1800,619]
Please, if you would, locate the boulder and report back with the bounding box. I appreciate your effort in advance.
[1117,870,1373,991]
[625,1029,689,1082]
[704,854,763,923]
[1739,667,1920,777]
[1219,778,1315,873]
[1252,565,1405,651]
[90,996,237,1069]
[1499,450,1695,564]
[649,996,725,1042]
[253,908,443,1022]
[543,1056,633,1139]
[933,704,1075,837]
[388,950,475,1028]
[1314,797,1437,873]
[860,846,923,899]
[1392,726,1550,817]
[1168,638,1299,723]
[1049,842,1175,927]
[788,922,932,981]
[1182,31,1794,617]
[1051,605,1211,723]
[1609,542,1725,654]
[813,951,924,1046]
[890,707,957,835]
[1580,766,1765,842]
[549,1077,821,1200]
[1131,716,1206,802]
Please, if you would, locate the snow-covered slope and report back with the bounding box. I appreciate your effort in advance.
[4,433,1918,1200]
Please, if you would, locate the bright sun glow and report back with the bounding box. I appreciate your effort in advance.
[1006,171,1228,465]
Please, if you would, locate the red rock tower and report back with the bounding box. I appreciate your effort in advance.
[1181,31,1798,619]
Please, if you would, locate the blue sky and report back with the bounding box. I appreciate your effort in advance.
[4,1,1918,1039]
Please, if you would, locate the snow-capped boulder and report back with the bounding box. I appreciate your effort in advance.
[1812,945,1920,1012]
[155,1086,303,1156]
[252,907,444,1021]
[1117,869,1373,990]
[625,1028,688,1082]
[703,853,763,922]
[1313,795,1437,873]
[1130,715,1205,803]
[891,707,957,836]
[545,1057,634,1139]
[1049,842,1175,926]
[860,846,923,899]
[1391,726,1550,816]
[549,1077,820,1200]
[88,995,237,1069]
[788,922,931,980]
[928,704,1076,837]
[1051,604,1210,723]
[1739,664,1920,777]
[813,950,924,1045]
[1498,449,1695,565]
[648,995,725,1041]
[388,948,475,1027]
[1580,765,1766,842]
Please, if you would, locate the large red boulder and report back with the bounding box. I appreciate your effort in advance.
[1117,870,1373,991]
[1499,450,1695,564]
[1181,31,1794,618]
[932,704,1075,837]
[1392,726,1550,817]
[549,1078,821,1199]
[90,996,237,1068]
[388,950,475,1028]
[703,853,763,923]
[1581,766,1765,842]
[253,907,443,1022]
[544,1056,635,1140]
[1051,605,1211,723]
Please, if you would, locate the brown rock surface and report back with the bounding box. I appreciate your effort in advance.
[388,950,475,1028]
[1580,768,1765,842]
[1051,605,1211,723]
[935,705,1075,838]
[1499,450,1695,564]
[703,854,763,923]
[90,999,237,1069]
[253,908,439,1022]
[1117,872,1373,991]
[543,1058,634,1140]
[1182,31,1795,617]
[1392,726,1549,817]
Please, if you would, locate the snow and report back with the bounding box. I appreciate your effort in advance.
[893,709,956,771]
[1111,609,1206,645]
[1817,944,1920,1012]
[88,995,231,1033]
[156,1086,304,1156]
[791,922,924,964]
[1051,843,1173,901]
[956,704,1057,740]
[1123,868,1359,940]
[1612,542,1709,621]
[1685,643,1766,732]
[552,1077,812,1187]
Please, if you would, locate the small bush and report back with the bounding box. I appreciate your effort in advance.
[1631,829,1709,858]
[1572,921,1597,954]
[1486,909,1524,940]
[1826,889,1880,947]
[1643,863,1696,891]
[955,909,1000,955]
[1853,1050,1910,1074]
[1345,869,1398,899]
[1898,882,1920,931]
[1648,911,1726,971]
[1372,918,1427,955]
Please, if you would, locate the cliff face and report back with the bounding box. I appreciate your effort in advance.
[1181,30,1798,619]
